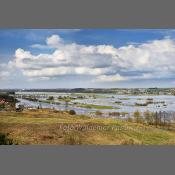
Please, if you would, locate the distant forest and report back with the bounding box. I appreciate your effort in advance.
[0,88,175,95]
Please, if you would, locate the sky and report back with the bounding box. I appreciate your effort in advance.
[1,29,175,89]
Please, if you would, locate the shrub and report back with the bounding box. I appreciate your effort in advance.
[115,101,122,104]
[127,117,133,122]
[135,102,148,106]
[64,132,82,145]
[0,133,14,145]
[121,138,135,145]
[0,94,16,103]
[134,110,143,123]
[69,110,76,115]
[152,112,168,126]
[47,96,54,101]
[0,104,5,110]
[121,112,128,116]
[109,112,120,116]
[144,110,154,125]
[95,111,103,115]
[147,98,153,101]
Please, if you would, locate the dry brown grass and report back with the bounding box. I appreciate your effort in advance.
[1,109,175,145]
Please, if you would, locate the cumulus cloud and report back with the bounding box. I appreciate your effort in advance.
[96,74,128,82]
[11,35,175,82]
[0,62,15,80]
[46,34,63,46]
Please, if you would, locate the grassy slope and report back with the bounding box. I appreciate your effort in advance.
[0,109,175,145]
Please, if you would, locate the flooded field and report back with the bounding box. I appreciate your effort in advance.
[15,92,175,118]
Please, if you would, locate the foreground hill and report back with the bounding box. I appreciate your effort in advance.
[0,109,175,145]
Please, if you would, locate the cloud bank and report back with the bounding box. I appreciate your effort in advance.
[1,34,175,84]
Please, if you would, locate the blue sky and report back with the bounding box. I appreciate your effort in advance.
[1,29,175,89]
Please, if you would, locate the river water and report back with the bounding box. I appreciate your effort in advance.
[16,92,175,117]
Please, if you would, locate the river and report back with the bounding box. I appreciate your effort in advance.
[16,92,175,117]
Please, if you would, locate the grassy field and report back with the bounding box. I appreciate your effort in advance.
[0,109,175,145]
[77,103,117,109]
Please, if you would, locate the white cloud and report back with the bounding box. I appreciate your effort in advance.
[46,34,63,46]
[11,35,175,82]
[96,74,128,82]
[0,63,14,80]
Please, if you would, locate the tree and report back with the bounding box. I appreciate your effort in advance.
[47,96,54,101]
[127,117,133,122]
[0,104,5,110]
[144,110,154,125]
[134,110,143,123]
[69,110,76,115]
[153,112,160,127]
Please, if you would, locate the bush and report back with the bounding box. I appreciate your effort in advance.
[69,110,76,115]
[0,133,14,145]
[64,132,82,145]
[109,112,120,116]
[95,111,103,115]
[134,110,143,123]
[115,101,122,104]
[0,104,5,110]
[47,96,54,101]
[127,117,133,122]
[147,98,153,101]
[121,138,135,145]
[135,102,148,106]
[0,94,16,103]
[144,110,154,125]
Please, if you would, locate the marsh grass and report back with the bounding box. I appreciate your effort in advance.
[77,104,116,109]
